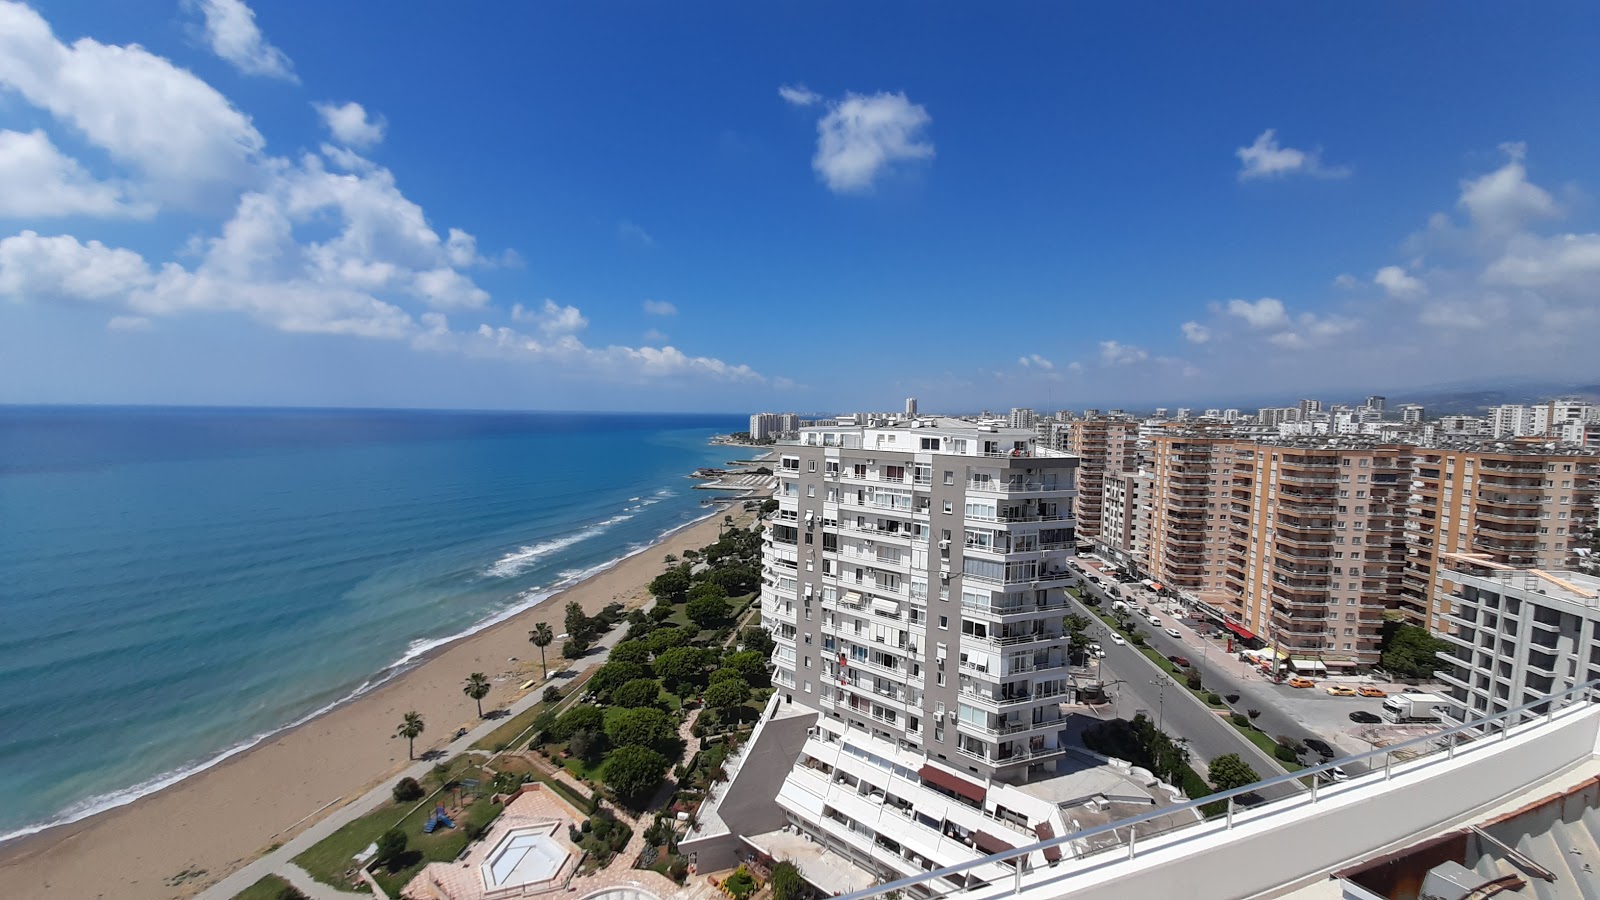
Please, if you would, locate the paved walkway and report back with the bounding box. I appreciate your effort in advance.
[197,619,634,900]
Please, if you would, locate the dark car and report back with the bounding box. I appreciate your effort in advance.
[1349,710,1381,724]
[1167,655,1191,667]
[1303,738,1335,758]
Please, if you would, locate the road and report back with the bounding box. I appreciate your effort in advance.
[1067,583,1305,801]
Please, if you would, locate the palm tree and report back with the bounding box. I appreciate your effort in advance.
[463,672,491,718]
[395,711,425,760]
[529,622,554,679]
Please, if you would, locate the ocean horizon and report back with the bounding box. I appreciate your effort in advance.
[0,405,750,841]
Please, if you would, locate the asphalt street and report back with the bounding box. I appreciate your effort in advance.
[1067,583,1306,800]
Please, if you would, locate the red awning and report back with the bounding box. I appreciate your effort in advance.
[1034,822,1062,862]
[1224,621,1257,641]
[973,830,1016,855]
[1150,583,1163,591]
[918,764,986,804]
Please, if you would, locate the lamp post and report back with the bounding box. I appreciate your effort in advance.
[1149,678,1167,732]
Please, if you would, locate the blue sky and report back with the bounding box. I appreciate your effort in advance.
[2,2,1598,413]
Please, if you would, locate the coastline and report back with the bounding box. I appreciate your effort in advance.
[0,501,752,899]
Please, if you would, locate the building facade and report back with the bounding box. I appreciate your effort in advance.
[1065,416,1140,548]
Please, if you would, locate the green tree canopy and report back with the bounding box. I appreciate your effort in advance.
[589,660,645,694]
[704,676,751,711]
[1379,624,1449,679]
[565,600,591,639]
[722,649,770,685]
[604,706,675,750]
[648,566,692,605]
[685,594,732,626]
[608,639,651,667]
[551,704,603,741]
[611,678,664,709]
[739,626,776,656]
[1207,753,1260,792]
[654,646,713,688]
[602,745,670,806]
[709,564,760,597]
[770,860,805,900]
[376,828,408,869]
[687,580,728,603]
[645,624,696,656]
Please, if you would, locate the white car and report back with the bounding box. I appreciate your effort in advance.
[1109,634,1126,646]
[1093,648,1106,658]
[1146,616,1162,627]
[1321,765,1349,782]
[1164,627,1181,639]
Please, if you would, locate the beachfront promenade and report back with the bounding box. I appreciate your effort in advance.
[198,621,634,900]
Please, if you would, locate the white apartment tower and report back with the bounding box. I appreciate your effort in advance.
[757,419,1082,882]
[1009,407,1037,430]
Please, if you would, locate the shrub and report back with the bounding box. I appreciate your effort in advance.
[649,604,675,622]
[1274,744,1299,762]
[392,776,424,802]
[543,685,563,703]
[1204,692,1223,706]
[562,638,589,659]
[568,727,604,762]
[1185,670,1203,691]
[375,828,408,870]
[1230,712,1249,727]
[770,860,806,900]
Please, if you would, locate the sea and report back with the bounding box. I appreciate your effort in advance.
[0,406,751,842]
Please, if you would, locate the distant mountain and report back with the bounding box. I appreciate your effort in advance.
[1390,381,1600,416]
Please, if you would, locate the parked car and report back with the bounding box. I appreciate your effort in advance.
[1303,738,1335,758]
[1109,634,1125,646]
[1349,710,1381,724]
[1357,686,1388,698]
[1325,685,1357,697]
[1287,677,1317,689]
[1093,648,1106,659]
[1168,655,1191,667]
[1164,627,1182,639]
[1319,765,1350,782]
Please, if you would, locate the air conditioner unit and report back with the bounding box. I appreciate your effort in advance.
[939,540,951,549]
[948,711,958,722]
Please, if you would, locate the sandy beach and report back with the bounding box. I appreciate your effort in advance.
[0,506,749,899]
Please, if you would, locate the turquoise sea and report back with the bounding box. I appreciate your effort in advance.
[0,406,747,841]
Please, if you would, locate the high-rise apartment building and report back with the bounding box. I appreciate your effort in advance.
[1400,447,1598,630]
[1100,469,1152,572]
[752,419,1082,884]
[1399,404,1425,425]
[1228,441,1414,667]
[1174,407,1192,420]
[1147,433,1246,610]
[1366,396,1386,412]
[1065,415,1140,547]
[1298,399,1322,417]
[905,397,918,416]
[1009,407,1037,430]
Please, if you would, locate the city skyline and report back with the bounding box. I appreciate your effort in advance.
[3,2,1600,413]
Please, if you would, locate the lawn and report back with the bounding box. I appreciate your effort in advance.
[368,795,504,896]
[231,874,299,900]
[471,665,598,752]
[292,757,492,892]
[1225,718,1305,771]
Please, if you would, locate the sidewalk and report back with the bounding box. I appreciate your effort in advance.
[197,618,634,900]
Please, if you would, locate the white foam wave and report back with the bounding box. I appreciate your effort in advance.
[0,506,729,848]
[484,513,633,578]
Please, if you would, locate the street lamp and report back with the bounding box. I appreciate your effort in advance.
[1149,678,1167,732]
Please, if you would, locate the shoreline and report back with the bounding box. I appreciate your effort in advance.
[0,499,755,899]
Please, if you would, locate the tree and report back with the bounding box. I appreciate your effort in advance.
[562,637,590,660]
[709,564,760,597]
[376,828,408,870]
[565,601,591,640]
[1064,613,1092,657]
[608,640,651,667]
[1379,624,1450,679]
[646,625,696,655]
[760,498,779,515]
[568,727,604,763]
[740,626,776,656]
[688,580,728,604]
[1207,753,1260,792]
[654,646,712,690]
[590,660,645,695]
[602,745,670,806]
[648,567,692,605]
[704,676,751,711]
[529,622,554,678]
[770,860,806,900]
[686,594,731,626]
[552,705,604,740]
[723,650,770,686]
[463,672,491,718]
[663,553,678,566]
[392,776,424,802]
[395,711,425,760]
[612,678,664,709]
[604,706,675,750]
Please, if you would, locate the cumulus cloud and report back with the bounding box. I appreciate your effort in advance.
[1180,321,1211,344]
[778,84,821,107]
[188,0,296,81]
[1457,142,1557,235]
[1224,297,1290,329]
[1236,129,1349,181]
[315,101,386,148]
[420,322,767,384]
[512,299,588,335]
[1017,353,1054,369]
[0,1,265,207]
[1374,265,1425,298]
[642,299,677,316]
[0,129,151,218]
[809,91,934,193]
[1099,340,1149,366]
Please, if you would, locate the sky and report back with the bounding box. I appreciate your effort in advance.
[1,2,1598,413]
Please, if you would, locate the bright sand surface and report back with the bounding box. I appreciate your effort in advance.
[0,507,746,899]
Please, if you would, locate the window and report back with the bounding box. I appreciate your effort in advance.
[939,615,949,630]
[944,470,955,485]
[944,500,954,514]
[921,437,939,450]
[808,460,817,472]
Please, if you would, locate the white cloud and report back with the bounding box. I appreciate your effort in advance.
[811,91,934,193]
[0,129,151,218]
[315,101,386,149]
[1265,313,1358,348]
[511,299,588,335]
[1374,265,1425,298]
[106,314,150,331]
[1482,232,1600,289]
[778,84,820,107]
[1099,340,1149,366]
[1224,297,1290,329]
[1332,273,1359,289]
[0,1,265,207]
[1066,361,1083,374]
[1180,321,1211,344]
[1017,353,1054,369]
[188,0,296,81]
[0,230,155,301]
[617,219,654,247]
[444,228,479,267]
[1236,129,1349,181]
[420,323,766,384]
[642,299,677,316]
[1457,142,1557,235]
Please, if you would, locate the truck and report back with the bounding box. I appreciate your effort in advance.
[1382,692,1450,723]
